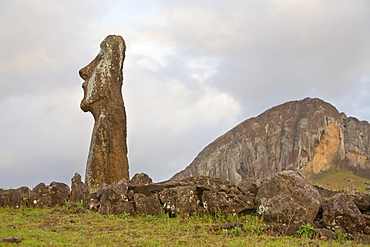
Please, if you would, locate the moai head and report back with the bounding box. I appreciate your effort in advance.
[79,35,126,116]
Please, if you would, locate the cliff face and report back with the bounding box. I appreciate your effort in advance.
[172,98,370,183]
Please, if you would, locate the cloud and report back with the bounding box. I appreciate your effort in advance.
[140,0,370,117]
[124,42,241,180]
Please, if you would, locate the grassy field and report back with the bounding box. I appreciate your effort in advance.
[309,169,370,193]
[0,206,367,246]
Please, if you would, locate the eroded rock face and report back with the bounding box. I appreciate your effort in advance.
[255,170,322,224]
[79,35,129,191]
[172,98,370,183]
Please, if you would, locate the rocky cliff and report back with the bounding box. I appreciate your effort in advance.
[172,98,370,183]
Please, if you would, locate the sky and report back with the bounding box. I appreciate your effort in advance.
[1,0,369,189]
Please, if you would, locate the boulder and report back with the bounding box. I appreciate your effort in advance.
[109,201,135,215]
[31,182,70,208]
[237,178,258,195]
[202,191,255,216]
[255,170,322,224]
[130,173,153,185]
[313,228,338,240]
[322,193,366,233]
[353,193,370,212]
[202,191,232,215]
[0,187,32,208]
[159,186,204,217]
[133,184,164,196]
[134,193,162,216]
[70,173,89,204]
[86,192,100,211]
[97,180,128,214]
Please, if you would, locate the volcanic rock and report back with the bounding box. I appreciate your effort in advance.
[172,98,370,183]
[31,182,70,208]
[255,170,321,224]
[0,187,32,209]
[322,192,366,233]
[130,173,153,185]
[79,34,129,191]
[159,186,204,217]
[70,173,89,203]
[97,180,128,214]
[134,193,163,216]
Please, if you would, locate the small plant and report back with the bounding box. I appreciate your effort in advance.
[229,226,243,236]
[335,229,347,244]
[245,224,262,234]
[64,201,72,207]
[76,200,86,208]
[296,223,314,239]
[107,214,117,220]
[85,210,99,216]
[119,212,130,219]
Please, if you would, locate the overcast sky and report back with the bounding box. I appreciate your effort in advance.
[1,0,369,189]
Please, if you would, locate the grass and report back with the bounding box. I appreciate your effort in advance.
[0,207,367,246]
[310,169,370,193]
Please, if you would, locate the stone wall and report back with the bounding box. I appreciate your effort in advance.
[2,171,370,237]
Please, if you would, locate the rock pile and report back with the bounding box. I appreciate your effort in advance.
[2,171,370,238]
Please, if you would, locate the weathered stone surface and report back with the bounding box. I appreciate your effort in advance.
[159,186,204,217]
[353,193,370,212]
[322,193,366,233]
[109,201,135,215]
[237,178,258,195]
[363,214,370,226]
[255,171,322,224]
[0,187,31,208]
[313,228,338,240]
[31,182,70,208]
[265,223,301,236]
[133,184,164,196]
[230,194,255,213]
[87,192,100,211]
[70,173,89,203]
[202,191,255,215]
[79,34,129,191]
[2,237,23,243]
[202,191,232,215]
[97,180,128,214]
[130,173,153,185]
[172,98,370,183]
[134,193,162,216]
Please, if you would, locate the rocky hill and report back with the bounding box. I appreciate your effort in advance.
[172,98,370,183]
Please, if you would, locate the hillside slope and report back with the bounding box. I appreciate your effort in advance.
[172,98,370,183]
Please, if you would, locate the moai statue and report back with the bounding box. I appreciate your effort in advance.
[79,35,129,191]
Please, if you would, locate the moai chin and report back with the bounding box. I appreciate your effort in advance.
[79,35,129,191]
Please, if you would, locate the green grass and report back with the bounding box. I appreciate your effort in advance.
[310,169,370,193]
[0,207,367,246]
